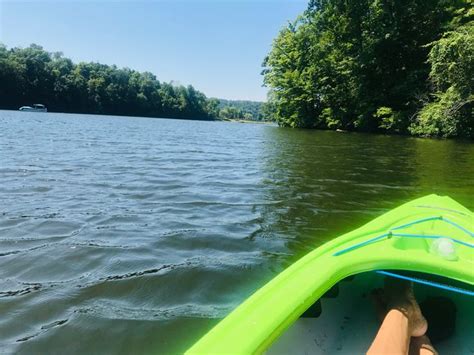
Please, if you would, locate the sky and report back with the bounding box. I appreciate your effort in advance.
[0,0,308,101]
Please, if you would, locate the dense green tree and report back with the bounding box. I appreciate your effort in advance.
[219,106,242,120]
[216,99,266,121]
[410,22,473,137]
[206,98,220,118]
[263,0,472,138]
[0,44,216,120]
[262,17,317,127]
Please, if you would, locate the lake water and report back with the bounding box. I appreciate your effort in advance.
[0,110,473,354]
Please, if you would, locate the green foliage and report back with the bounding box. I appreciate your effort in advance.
[263,0,472,138]
[320,108,341,130]
[0,44,216,120]
[428,23,473,97]
[216,99,265,121]
[410,90,459,137]
[410,23,473,138]
[219,106,243,120]
[263,16,318,128]
[260,99,277,121]
[375,107,406,133]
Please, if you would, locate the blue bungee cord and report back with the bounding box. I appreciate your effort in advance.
[333,215,474,256]
[376,270,474,297]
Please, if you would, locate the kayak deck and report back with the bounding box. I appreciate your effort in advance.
[268,271,474,354]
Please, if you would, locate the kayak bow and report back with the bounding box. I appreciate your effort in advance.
[186,194,473,354]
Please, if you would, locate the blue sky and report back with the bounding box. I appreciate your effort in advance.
[0,0,307,101]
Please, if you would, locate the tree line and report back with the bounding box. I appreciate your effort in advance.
[262,0,473,138]
[216,99,266,121]
[0,43,219,120]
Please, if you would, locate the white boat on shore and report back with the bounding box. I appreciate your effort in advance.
[19,104,47,112]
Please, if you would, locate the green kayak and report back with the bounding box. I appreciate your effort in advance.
[186,194,473,354]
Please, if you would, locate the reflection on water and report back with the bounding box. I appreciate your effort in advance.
[0,111,472,353]
[261,128,473,262]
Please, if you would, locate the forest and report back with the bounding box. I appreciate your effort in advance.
[0,43,219,120]
[262,0,473,138]
[0,43,269,122]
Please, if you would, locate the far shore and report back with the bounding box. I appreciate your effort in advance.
[217,117,273,124]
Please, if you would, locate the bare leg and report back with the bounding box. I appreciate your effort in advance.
[367,309,411,355]
[367,279,427,355]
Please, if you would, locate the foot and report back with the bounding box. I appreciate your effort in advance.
[370,288,387,323]
[383,278,428,337]
[409,335,438,355]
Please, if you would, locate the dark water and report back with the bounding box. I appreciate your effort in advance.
[0,110,473,354]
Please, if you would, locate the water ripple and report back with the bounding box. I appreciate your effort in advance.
[0,111,473,354]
